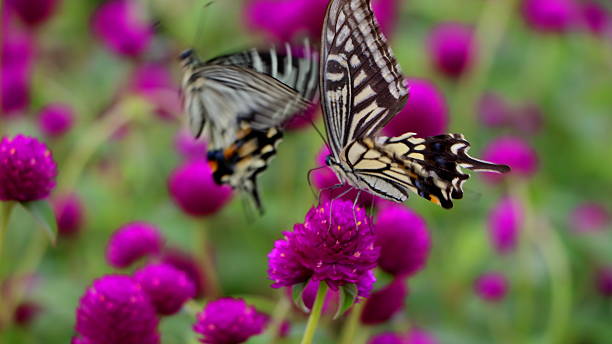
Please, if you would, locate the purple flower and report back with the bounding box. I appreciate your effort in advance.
[106,222,164,268]
[268,200,380,298]
[428,22,476,79]
[53,193,85,238]
[580,1,610,36]
[245,0,398,42]
[160,248,207,298]
[375,206,431,277]
[512,102,544,135]
[405,329,438,344]
[174,131,206,161]
[38,103,75,138]
[193,298,267,344]
[134,263,196,316]
[488,197,523,255]
[596,266,612,297]
[1,26,34,116]
[361,279,407,325]
[0,135,57,202]
[368,333,406,344]
[481,136,538,183]
[570,202,610,233]
[478,93,512,128]
[91,0,153,57]
[1,69,31,115]
[131,63,181,121]
[474,272,508,302]
[284,103,320,131]
[383,78,448,138]
[75,275,160,344]
[14,301,42,326]
[7,0,60,27]
[521,0,578,33]
[168,160,233,217]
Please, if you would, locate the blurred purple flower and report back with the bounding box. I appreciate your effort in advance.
[570,202,610,233]
[91,0,153,57]
[1,69,31,116]
[174,131,206,161]
[53,193,85,238]
[160,248,207,298]
[361,279,407,325]
[383,78,448,138]
[7,0,60,27]
[106,222,164,268]
[268,200,380,298]
[375,205,431,277]
[580,1,610,36]
[474,272,508,302]
[284,103,320,131]
[521,0,578,33]
[75,275,160,344]
[368,333,406,344]
[1,27,34,116]
[14,301,42,327]
[245,0,398,42]
[193,298,267,344]
[134,263,196,316]
[596,266,612,297]
[405,329,438,344]
[168,160,233,217]
[478,93,512,128]
[0,135,57,202]
[488,197,523,255]
[38,103,75,138]
[131,63,181,121]
[428,22,476,79]
[481,136,538,183]
[513,102,544,134]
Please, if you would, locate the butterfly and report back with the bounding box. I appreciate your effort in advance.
[319,0,510,209]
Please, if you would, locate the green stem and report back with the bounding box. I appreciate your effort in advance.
[300,282,328,344]
[339,301,365,344]
[196,222,221,299]
[0,202,15,265]
[264,291,292,344]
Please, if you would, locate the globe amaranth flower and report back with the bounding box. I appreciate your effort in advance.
[245,0,398,42]
[478,93,512,128]
[91,0,153,57]
[580,1,610,36]
[375,205,431,277]
[1,27,34,116]
[368,333,406,344]
[75,275,160,344]
[522,0,578,33]
[193,298,267,344]
[284,103,320,131]
[38,103,75,138]
[134,263,196,316]
[168,160,233,217]
[512,102,544,135]
[474,272,508,302]
[268,200,380,298]
[0,135,57,202]
[7,0,60,27]
[361,279,407,325]
[106,222,164,268]
[160,248,207,298]
[383,78,448,138]
[488,197,523,255]
[405,329,438,344]
[131,63,182,121]
[596,266,612,297]
[14,301,42,327]
[570,202,610,233]
[428,22,476,79]
[174,131,207,161]
[53,193,85,238]
[481,136,538,183]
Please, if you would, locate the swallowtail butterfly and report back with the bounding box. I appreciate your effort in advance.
[320,0,510,209]
[180,41,319,213]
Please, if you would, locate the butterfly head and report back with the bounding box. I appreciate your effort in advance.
[179,49,198,69]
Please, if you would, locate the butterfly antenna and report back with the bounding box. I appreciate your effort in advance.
[192,1,215,54]
[307,166,329,200]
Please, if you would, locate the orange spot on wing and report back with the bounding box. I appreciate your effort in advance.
[429,195,441,206]
[208,160,218,172]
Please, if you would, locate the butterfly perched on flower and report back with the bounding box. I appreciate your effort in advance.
[180,41,319,213]
[319,0,510,209]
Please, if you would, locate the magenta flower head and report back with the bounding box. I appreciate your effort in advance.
[368,333,406,344]
[474,272,508,302]
[521,0,578,33]
[193,298,267,344]
[478,93,512,128]
[168,160,233,217]
[74,274,160,344]
[174,131,206,161]
[428,22,476,79]
[160,248,206,298]
[570,202,610,233]
[131,63,181,121]
[7,0,60,27]
[134,263,196,316]
[1,68,31,116]
[383,78,448,138]
[38,103,75,138]
[375,205,431,277]
[268,200,380,297]
[14,301,42,326]
[405,329,438,344]
[481,136,538,183]
[106,222,164,268]
[91,0,153,57]
[53,193,85,238]
[596,266,612,297]
[580,1,610,36]
[361,279,407,325]
[0,135,57,202]
[488,197,523,255]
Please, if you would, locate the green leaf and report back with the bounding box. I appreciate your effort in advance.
[20,200,58,245]
[334,283,358,319]
[292,281,309,313]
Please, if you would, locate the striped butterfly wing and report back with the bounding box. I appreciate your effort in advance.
[320,0,409,159]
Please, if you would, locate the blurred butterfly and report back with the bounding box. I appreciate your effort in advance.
[319,0,510,209]
[180,41,319,213]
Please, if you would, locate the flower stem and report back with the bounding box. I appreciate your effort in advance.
[0,202,15,266]
[339,301,365,344]
[300,282,328,344]
[196,221,221,299]
[264,291,292,344]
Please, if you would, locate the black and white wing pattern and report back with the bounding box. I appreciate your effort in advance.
[320,0,510,209]
[180,42,319,213]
